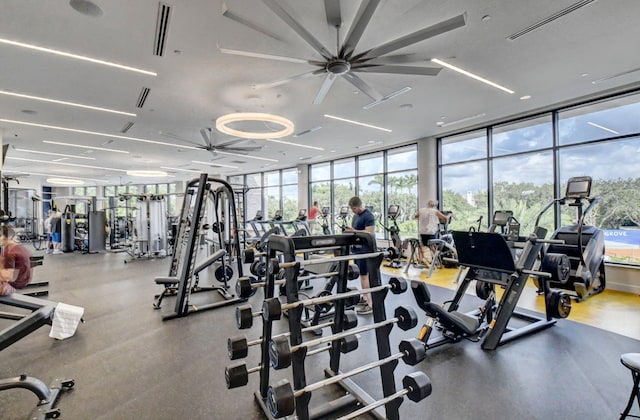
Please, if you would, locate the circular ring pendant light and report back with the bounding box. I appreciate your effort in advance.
[215,112,294,139]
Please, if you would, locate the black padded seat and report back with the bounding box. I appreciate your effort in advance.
[620,353,640,419]
[193,249,226,275]
[423,302,480,336]
[154,277,179,285]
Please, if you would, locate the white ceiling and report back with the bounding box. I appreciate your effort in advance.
[1,0,639,186]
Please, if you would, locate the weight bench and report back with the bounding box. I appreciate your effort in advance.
[411,280,481,344]
[154,249,227,308]
[0,293,75,419]
[20,256,49,297]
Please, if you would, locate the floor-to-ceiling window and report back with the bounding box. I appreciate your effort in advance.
[440,89,640,265]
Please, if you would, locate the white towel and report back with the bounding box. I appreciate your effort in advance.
[49,302,85,340]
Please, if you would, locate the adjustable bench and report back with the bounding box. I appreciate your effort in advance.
[0,293,75,419]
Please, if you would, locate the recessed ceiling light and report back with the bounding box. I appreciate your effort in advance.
[4,170,105,183]
[436,121,445,126]
[263,138,324,150]
[191,160,239,169]
[581,73,589,77]
[520,95,531,100]
[69,0,103,17]
[7,156,126,173]
[160,166,201,173]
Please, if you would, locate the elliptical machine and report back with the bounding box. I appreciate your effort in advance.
[380,204,403,268]
[317,206,332,235]
[535,176,606,301]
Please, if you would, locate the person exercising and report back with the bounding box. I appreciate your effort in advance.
[308,201,319,234]
[344,196,376,315]
[415,199,450,264]
[0,225,33,296]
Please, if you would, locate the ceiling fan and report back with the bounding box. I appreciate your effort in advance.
[221,0,466,104]
[165,128,263,157]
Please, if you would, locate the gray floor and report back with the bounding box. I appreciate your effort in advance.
[0,250,638,419]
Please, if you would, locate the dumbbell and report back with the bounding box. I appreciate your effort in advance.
[336,372,432,420]
[267,247,400,275]
[228,311,358,360]
[262,277,408,322]
[225,335,359,389]
[269,306,417,369]
[266,338,427,418]
[249,260,267,277]
[243,247,263,263]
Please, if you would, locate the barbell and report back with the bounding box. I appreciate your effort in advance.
[225,335,359,389]
[261,277,408,322]
[268,306,418,369]
[336,372,433,420]
[267,247,400,275]
[266,338,427,418]
[227,312,358,360]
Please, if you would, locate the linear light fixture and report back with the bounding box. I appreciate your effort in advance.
[1,119,200,150]
[431,58,514,94]
[215,112,294,139]
[362,87,412,110]
[587,121,620,135]
[0,37,157,76]
[323,114,392,132]
[46,178,84,185]
[263,138,324,150]
[437,113,487,128]
[355,141,383,150]
[206,150,278,162]
[160,166,202,173]
[14,148,96,160]
[6,156,126,172]
[191,160,239,169]
[3,170,106,183]
[0,90,136,116]
[126,170,168,177]
[43,140,129,154]
[591,66,640,85]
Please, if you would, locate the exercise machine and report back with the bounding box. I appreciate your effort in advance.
[0,293,75,419]
[335,206,349,233]
[534,176,606,301]
[411,225,572,351]
[153,174,245,320]
[317,206,332,235]
[380,205,403,268]
[422,210,458,277]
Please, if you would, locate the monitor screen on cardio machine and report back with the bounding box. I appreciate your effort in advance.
[492,210,513,226]
[565,176,592,199]
[388,204,400,219]
[321,206,330,216]
[339,206,349,217]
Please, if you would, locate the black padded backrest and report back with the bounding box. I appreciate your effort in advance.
[452,231,516,273]
[411,280,431,312]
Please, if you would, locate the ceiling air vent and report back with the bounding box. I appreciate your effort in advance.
[136,87,150,108]
[153,2,172,56]
[230,160,247,164]
[120,121,135,133]
[507,0,598,41]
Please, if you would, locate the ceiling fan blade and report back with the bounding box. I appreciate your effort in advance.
[262,0,333,60]
[352,64,441,76]
[354,13,467,61]
[254,69,325,89]
[313,73,338,105]
[362,53,428,65]
[222,3,284,42]
[160,131,206,148]
[200,128,214,148]
[342,72,383,101]
[220,146,264,153]
[219,47,312,64]
[324,0,342,28]
[340,0,380,59]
